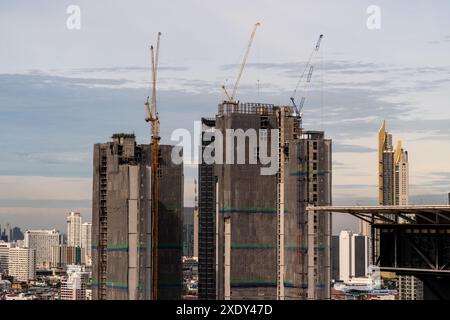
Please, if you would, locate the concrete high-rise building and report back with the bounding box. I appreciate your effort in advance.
[0,241,12,276]
[81,222,92,266]
[8,247,35,281]
[198,103,332,300]
[24,229,60,269]
[67,212,82,248]
[61,265,89,300]
[91,133,183,300]
[338,230,369,282]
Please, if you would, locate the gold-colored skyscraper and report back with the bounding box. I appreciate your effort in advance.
[378,120,409,206]
[360,120,409,236]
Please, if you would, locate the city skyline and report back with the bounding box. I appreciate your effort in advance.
[0,1,449,303]
[1,1,450,232]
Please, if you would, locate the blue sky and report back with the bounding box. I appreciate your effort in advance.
[1,0,450,232]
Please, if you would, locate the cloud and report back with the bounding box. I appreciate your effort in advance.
[426,35,450,45]
[334,143,376,153]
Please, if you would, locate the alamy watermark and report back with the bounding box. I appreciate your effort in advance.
[66,5,81,30]
[366,5,381,30]
[170,121,279,176]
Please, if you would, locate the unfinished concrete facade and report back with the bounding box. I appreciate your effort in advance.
[92,134,183,300]
[198,118,217,300]
[198,103,332,300]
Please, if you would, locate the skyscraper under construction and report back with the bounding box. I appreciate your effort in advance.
[91,133,183,300]
[198,102,332,300]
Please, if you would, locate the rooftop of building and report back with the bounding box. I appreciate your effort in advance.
[217,101,295,116]
[111,133,136,139]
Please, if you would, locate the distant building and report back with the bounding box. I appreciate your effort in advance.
[331,235,339,281]
[24,229,60,269]
[60,265,89,300]
[50,245,83,268]
[183,207,195,257]
[12,227,24,241]
[338,230,369,282]
[378,120,409,208]
[81,222,92,266]
[8,247,35,281]
[0,241,12,276]
[67,212,82,248]
[0,279,12,291]
[91,133,183,300]
[399,275,423,300]
[2,224,12,242]
[377,120,422,300]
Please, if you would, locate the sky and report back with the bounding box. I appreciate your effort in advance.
[0,0,450,233]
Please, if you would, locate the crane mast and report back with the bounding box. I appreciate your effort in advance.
[145,32,161,300]
[223,22,261,103]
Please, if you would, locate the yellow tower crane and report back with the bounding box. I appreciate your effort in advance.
[145,31,161,300]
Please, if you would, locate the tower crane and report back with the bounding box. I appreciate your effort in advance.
[145,31,161,300]
[222,22,261,104]
[290,34,323,116]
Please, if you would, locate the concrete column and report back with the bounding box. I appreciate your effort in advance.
[224,217,231,300]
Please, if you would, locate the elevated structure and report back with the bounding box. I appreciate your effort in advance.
[309,205,450,299]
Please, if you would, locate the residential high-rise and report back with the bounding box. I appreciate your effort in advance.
[0,241,12,276]
[198,103,332,300]
[8,247,35,281]
[61,265,89,300]
[50,245,83,268]
[338,230,369,282]
[91,133,183,300]
[24,229,60,269]
[67,212,82,247]
[81,222,92,266]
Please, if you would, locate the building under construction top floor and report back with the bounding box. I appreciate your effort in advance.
[91,133,183,300]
